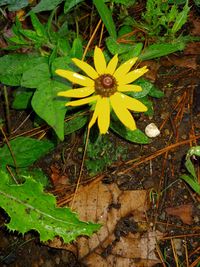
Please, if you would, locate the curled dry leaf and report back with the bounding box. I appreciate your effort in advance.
[166,204,193,225]
[49,180,162,266]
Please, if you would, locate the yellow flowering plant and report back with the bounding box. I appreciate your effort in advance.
[56,46,148,135]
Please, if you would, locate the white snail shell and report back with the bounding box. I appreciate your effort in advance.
[145,123,160,138]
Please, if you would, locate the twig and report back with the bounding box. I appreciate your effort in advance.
[3,85,11,134]
[70,126,90,209]
[171,238,179,267]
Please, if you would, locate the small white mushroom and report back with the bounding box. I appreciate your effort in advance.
[145,123,160,138]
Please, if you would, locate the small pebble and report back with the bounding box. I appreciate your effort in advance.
[145,123,161,138]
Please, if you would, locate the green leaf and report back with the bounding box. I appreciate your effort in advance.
[57,38,71,56]
[31,0,63,13]
[181,174,200,195]
[139,42,185,61]
[64,114,88,135]
[51,56,75,76]
[128,78,153,99]
[17,168,50,188]
[187,146,200,157]
[139,96,154,117]
[70,37,83,59]
[64,0,84,13]
[0,137,54,168]
[86,134,127,175]
[0,171,100,243]
[171,0,190,34]
[12,88,33,109]
[93,0,117,39]
[0,54,48,86]
[110,121,149,144]
[112,0,136,6]
[119,43,143,61]
[21,63,50,88]
[31,80,68,140]
[30,12,47,37]
[106,36,133,55]
[0,0,29,11]
[149,86,164,98]
[19,29,44,42]
[185,158,197,179]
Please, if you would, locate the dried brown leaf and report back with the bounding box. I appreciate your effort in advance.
[49,180,163,266]
[166,204,193,225]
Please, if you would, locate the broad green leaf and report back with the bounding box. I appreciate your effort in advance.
[139,96,154,117]
[30,12,46,37]
[93,0,117,39]
[106,36,133,55]
[57,38,71,56]
[31,80,68,140]
[181,174,200,195]
[0,171,100,243]
[51,56,75,75]
[70,37,83,59]
[148,86,164,98]
[16,168,50,188]
[31,0,63,13]
[139,42,185,61]
[21,63,50,88]
[128,78,154,99]
[0,54,48,86]
[171,0,190,34]
[12,87,33,109]
[110,121,149,144]
[64,114,88,135]
[119,43,143,61]
[0,137,54,168]
[0,0,29,11]
[64,0,84,13]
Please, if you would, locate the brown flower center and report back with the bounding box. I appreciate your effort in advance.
[94,74,117,97]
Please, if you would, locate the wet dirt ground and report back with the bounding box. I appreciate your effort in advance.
[1,8,200,267]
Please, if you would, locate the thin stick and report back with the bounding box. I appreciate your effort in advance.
[82,19,102,61]
[3,85,11,134]
[0,126,18,172]
[184,238,189,267]
[70,126,90,209]
[155,243,167,267]
[171,238,179,267]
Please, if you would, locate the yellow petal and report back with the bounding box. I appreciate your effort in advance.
[117,84,142,92]
[118,93,148,112]
[114,57,138,80]
[106,54,118,75]
[66,95,98,106]
[94,46,107,75]
[117,66,148,84]
[88,96,101,129]
[58,87,94,98]
[56,69,94,87]
[97,97,110,134]
[72,58,99,79]
[110,94,136,130]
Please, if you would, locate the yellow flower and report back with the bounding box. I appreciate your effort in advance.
[56,46,148,134]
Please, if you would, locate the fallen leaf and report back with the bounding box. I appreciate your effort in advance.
[140,60,160,82]
[49,180,162,266]
[165,204,193,225]
[161,55,197,70]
